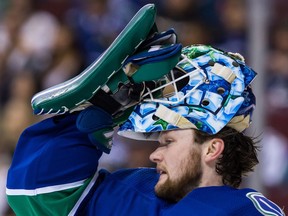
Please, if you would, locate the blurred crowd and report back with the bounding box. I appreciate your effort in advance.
[0,0,287,215]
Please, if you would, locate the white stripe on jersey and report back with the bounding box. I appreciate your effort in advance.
[6,179,87,196]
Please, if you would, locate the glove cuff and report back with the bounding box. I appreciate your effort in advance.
[76,106,114,153]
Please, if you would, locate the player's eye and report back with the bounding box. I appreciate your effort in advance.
[164,139,173,145]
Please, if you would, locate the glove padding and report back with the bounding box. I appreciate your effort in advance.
[89,29,182,123]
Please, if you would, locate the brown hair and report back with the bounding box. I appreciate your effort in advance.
[193,127,260,188]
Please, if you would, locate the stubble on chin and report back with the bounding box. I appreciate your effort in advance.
[154,149,202,202]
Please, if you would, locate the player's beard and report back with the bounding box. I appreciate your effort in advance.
[155,148,202,202]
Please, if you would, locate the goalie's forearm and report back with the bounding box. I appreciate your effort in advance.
[6,112,103,216]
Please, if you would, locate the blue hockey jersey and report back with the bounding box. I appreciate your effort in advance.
[6,113,285,215]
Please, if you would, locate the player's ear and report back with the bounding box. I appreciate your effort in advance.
[204,138,224,163]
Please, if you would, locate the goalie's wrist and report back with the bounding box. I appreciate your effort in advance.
[76,106,115,154]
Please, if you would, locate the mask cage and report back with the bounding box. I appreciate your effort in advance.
[142,54,207,105]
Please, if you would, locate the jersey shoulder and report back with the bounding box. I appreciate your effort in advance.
[172,186,285,216]
[104,167,159,198]
[243,189,285,216]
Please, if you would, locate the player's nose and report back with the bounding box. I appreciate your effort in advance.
[149,147,163,163]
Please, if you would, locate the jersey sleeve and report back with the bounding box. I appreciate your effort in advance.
[6,113,103,216]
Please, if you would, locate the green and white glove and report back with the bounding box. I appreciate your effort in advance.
[88,28,182,123]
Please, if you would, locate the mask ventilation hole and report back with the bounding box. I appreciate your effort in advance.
[208,60,215,66]
[232,61,239,67]
[201,99,210,106]
[152,115,159,121]
[217,87,225,95]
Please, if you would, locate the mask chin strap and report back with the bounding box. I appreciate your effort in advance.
[211,63,236,83]
[154,104,197,129]
[227,115,251,132]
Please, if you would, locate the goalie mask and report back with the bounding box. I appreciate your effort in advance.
[118,44,257,140]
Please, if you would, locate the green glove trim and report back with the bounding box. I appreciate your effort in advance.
[89,128,114,154]
[31,4,157,115]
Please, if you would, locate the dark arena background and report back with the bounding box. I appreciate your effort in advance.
[0,0,287,215]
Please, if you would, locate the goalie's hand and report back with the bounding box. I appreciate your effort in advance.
[76,106,114,154]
